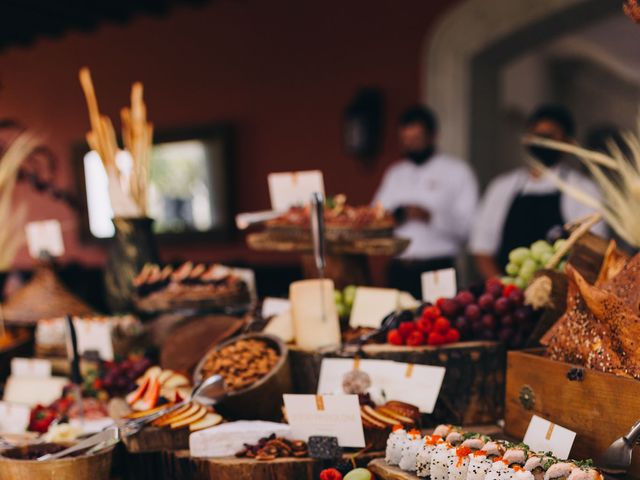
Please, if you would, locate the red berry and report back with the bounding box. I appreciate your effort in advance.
[454,290,475,307]
[320,468,343,480]
[445,329,461,343]
[433,317,450,334]
[387,329,404,346]
[406,330,426,347]
[508,289,525,305]
[481,314,496,330]
[494,297,510,315]
[436,298,447,309]
[464,303,481,321]
[422,306,441,320]
[478,293,495,312]
[416,318,432,334]
[485,277,503,290]
[398,322,416,337]
[427,331,446,346]
[502,284,519,297]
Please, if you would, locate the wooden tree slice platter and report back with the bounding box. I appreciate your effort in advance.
[368,459,417,480]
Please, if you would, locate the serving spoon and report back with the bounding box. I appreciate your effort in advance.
[37,374,226,461]
[597,419,640,477]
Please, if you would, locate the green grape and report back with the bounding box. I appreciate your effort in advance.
[334,290,343,305]
[336,303,348,317]
[514,277,527,289]
[343,285,357,308]
[539,251,553,265]
[530,240,553,260]
[508,247,530,266]
[553,239,567,252]
[505,262,519,276]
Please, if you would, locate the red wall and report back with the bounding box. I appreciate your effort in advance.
[0,0,454,271]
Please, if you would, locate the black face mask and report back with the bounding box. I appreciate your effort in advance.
[527,145,562,167]
[405,146,435,165]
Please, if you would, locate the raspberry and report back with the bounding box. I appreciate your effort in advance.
[406,330,425,347]
[421,306,441,321]
[427,331,445,346]
[398,322,416,338]
[433,317,450,334]
[445,329,461,343]
[387,329,404,346]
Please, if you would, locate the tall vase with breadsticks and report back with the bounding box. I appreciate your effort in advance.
[78,67,158,313]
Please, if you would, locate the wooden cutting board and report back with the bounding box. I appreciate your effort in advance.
[368,459,418,480]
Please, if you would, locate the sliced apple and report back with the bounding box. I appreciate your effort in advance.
[136,366,162,386]
[170,404,206,429]
[123,403,174,420]
[189,412,223,432]
[162,372,190,389]
[157,369,175,385]
[152,403,193,427]
[134,377,160,411]
[126,376,150,406]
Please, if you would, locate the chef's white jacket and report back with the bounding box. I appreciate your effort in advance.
[373,153,479,260]
[469,164,607,256]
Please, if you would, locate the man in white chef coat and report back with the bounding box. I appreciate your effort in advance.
[470,104,607,280]
[373,105,479,298]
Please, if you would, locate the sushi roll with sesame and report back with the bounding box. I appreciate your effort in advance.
[467,450,493,480]
[446,428,466,446]
[525,453,557,480]
[385,424,408,465]
[485,458,515,480]
[566,468,603,480]
[430,442,455,480]
[433,424,454,437]
[512,465,536,480]
[483,440,508,460]
[461,434,489,452]
[398,429,423,471]
[416,435,442,478]
[503,446,530,467]
[544,462,578,480]
[448,446,473,480]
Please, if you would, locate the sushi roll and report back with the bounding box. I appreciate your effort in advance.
[433,424,454,437]
[398,429,423,471]
[503,446,529,467]
[512,465,535,480]
[430,442,455,480]
[461,434,489,451]
[467,450,493,480]
[525,453,557,480]
[416,435,442,478]
[448,446,473,480]
[485,458,515,480]
[544,462,578,480]
[446,428,465,446]
[385,424,407,465]
[566,468,603,480]
[483,440,507,459]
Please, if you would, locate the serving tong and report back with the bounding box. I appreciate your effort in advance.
[36,374,226,461]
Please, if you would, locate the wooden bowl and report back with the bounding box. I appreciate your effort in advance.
[0,444,114,480]
[193,333,291,421]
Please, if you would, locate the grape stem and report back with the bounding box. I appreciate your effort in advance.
[544,213,602,269]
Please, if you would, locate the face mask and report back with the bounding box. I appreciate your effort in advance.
[405,146,435,165]
[527,145,562,167]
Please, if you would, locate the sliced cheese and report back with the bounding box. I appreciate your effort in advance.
[290,279,341,350]
[349,287,399,329]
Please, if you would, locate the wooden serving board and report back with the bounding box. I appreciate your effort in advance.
[368,458,417,480]
[505,349,640,479]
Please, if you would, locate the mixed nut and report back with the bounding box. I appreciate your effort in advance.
[235,434,308,461]
[201,339,279,392]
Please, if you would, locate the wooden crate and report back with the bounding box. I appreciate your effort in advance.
[290,341,506,426]
[505,349,640,478]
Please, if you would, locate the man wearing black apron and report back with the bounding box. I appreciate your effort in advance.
[470,105,606,280]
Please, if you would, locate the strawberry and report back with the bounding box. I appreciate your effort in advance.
[398,321,416,337]
[421,306,441,321]
[445,329,461,343]
[427,331,446,346]
[387,329,404,346]
[416,318,432,334]
[433,317,450,334]
[406,330,425,347]
[320,468,343,480]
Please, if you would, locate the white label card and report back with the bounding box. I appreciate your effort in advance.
[0,402,30,434]
[523,415,576,460]
[349,287,399,329]
[74,318,114,361]
[283,394,365,448]
[3,376,68,407]
[268,170,325,211]
[25,219,65,259]
[11,358,51,378]
[421,268,457,303]
[262,297,291,319]
[317,359,445,413]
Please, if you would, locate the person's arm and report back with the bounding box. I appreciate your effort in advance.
[473,254,502,279]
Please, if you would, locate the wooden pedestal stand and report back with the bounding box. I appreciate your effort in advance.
[247,232,410,288]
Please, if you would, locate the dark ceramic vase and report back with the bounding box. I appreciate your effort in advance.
[105,217,159,313]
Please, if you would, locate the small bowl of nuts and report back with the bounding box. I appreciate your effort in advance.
[193,333,291,421]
